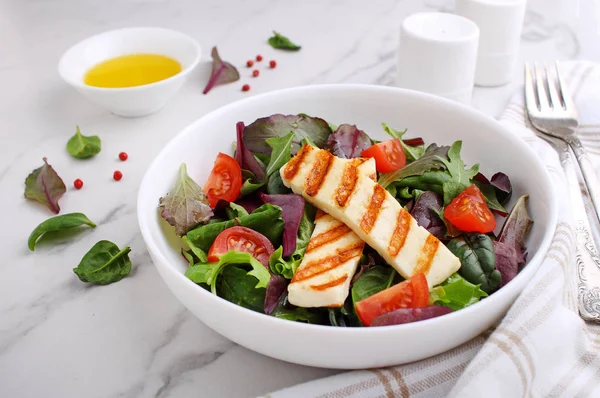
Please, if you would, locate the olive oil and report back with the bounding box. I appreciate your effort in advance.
[84,53,182,88]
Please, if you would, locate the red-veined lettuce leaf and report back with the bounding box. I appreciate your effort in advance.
[370,306,453,326]
[259,193,304,257]
[264,274,289,315]
[326,124,372,159]
[235,121,265,180]
[24,157,66,214]
[202,47,240,95]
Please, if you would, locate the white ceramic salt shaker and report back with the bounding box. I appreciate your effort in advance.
[456,0,527,87]
[397,12,480,105]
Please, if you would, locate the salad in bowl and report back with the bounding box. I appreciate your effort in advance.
[157,113,533,328]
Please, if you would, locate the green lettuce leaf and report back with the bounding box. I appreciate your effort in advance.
[185,251,271,295]
[430,273,488,310]
[435,141,479,205]
[378,144,450,188]
[381,123,425,162]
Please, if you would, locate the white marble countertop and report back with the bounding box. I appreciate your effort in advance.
[1,0,598,397]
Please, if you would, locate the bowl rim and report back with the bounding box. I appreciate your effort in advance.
[137,83,558,335]
[57,26,201,92]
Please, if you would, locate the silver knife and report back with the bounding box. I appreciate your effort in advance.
[548,136,600,322]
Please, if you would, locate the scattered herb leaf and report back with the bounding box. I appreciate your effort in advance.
[66,126,101,159]
[28,212,96,251]
[73,240,132,285]
[268,31,301,51]
[24,157,66,214]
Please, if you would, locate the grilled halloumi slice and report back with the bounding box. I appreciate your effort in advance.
[280,145,461,287]
[288,159,376,308]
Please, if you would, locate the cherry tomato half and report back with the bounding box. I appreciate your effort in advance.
[355,273,429,326]
[361,139,406,173]
[444,184,496,233]
[203,153,242,208]
[208,226,275,267]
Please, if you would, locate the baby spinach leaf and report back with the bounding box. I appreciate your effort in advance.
[186,204,284,251]
[159,163,213,236]
[447,233,501,294]
[378,144,449,188]
[66,126,101,159]
[73,240,131,285]
[430,273,488,310]
[351,266,396,306]
[265,132,295,176]
[381,123,425,162]
[185,251,271,294]
[268,31,301,51]
[220,266,267,313]
[28,212,96,251]
[202,46,240,95]
[243,114,332,155]
[24,158,66,214]
[435,141,479,205]
[266,172,291,194]
[271,292,326,323]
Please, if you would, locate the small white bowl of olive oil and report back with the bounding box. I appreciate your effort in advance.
[58,27,200,117]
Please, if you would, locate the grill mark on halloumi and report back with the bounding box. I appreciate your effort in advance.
[283,144,312,181]
[306,223,353,253]
[359,184,386,234]
[305,150,334,197]
[291,242,365,283]
[310,275,348,291]
[335,159,362,207]
[414,234,440,275]
[389,209,412,257]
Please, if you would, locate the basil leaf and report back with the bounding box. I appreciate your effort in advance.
[265,132,294,176]
[158,163,213,236]
[186,204,284,251]
[430,273,488,310]
[24,157,66,214]
[447,234,501,294]
[28,212,96,251]
[73,240,131,285]
[185,251,270,294]
[66,126,101,159]
[378,144,450,188]
[220,266,267,313]
[268,31,301,51]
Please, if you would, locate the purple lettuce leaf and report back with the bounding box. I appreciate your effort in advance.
[491,172,512,205]
[494,195,533,286]
[202,47,240,95]
[235,195,262,214]
[243,114,332,155]
[235,121,265,180]
[351,251,383,285]
[24,157,66,214]
[410,191,446,240]
[326,124,372,159]
[264,274,289,315]
[159,163,213,236]
[371,306,453,327]
[259,193,305,257]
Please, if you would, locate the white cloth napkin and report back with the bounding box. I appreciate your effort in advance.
[264,61,600,398]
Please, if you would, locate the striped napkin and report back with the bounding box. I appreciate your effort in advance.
[264,61,600,398]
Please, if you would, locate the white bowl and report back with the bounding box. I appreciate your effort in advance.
[58,27,200,117]
[137,85,557,369]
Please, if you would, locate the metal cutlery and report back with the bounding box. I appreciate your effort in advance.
[525,62,600,322]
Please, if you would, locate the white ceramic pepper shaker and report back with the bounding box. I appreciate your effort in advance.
[396,12,480,105]
[456,0,527,87]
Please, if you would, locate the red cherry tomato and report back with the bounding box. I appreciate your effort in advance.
[355,273,429,326]
[444,184,496,233]
[208,226,274,267]
[360,139,406,173]
[203,153,242,208]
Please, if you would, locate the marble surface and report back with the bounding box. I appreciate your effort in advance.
[1,0,599,397]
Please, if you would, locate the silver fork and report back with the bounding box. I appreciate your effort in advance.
[525,62,600,225]
[525,62,600,322]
